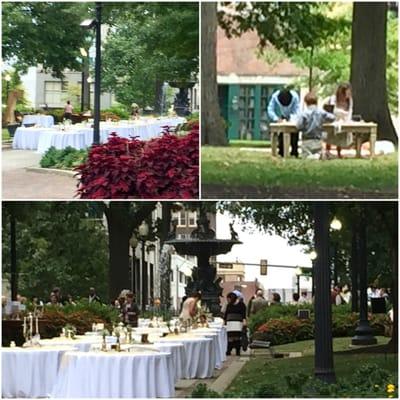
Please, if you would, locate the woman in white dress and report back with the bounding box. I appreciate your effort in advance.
[324,83,353,158]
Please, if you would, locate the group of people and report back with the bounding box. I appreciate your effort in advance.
[267,83,354,159]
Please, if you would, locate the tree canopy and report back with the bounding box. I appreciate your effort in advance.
[101,3,199,108]
[2,2,91,78]
[2,202,109,301]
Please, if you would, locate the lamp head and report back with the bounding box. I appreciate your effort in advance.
[330,217,342,231]
[4,74,11,82]
[80,19,96,29]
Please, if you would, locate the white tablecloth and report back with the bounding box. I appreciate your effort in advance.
[2,346,75,398]
[12,117,187,152]
[51,350,175,398]
[36,130,87,153]
[39,336,116,352]
[155,336,214,379]
[193,327,227,368]
[22,115,54,128]
[12,127,54,150]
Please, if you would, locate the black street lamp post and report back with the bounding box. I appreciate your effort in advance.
[129,234,139,295]
[351,211,377,345]
[314,202,336,383]
[10,212,17,301]
[138,222,149,312]
[80,2,101,145]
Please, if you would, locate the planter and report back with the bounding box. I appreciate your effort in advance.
[7,123,20,138]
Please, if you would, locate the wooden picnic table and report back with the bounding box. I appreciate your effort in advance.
[269,121,377,159]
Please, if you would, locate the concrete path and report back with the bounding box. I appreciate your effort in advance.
[2,149,77,199]
[175,353,249,397]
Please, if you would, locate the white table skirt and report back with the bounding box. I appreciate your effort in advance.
[22,115,54,128]
[51,350,175,398]
[2,346,75,398]
[12,127,54,150]
[12,117,187,152]
[152,342,187,381]
[156,337,214,379]
[193,327,227,367]
[37,130,87,154]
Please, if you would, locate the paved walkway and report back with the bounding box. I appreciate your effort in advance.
[175,353,249,397]
[2,149,77,199]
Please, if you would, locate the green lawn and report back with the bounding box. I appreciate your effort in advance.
[225,337,397,398]
[201,146,398,198]
[2,128,10,141]
[229,139,271,148]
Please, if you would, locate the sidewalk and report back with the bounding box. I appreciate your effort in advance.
[175,353,249,397]
[2,149,77,199]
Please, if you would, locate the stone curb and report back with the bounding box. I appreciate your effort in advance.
[25,167,78,178]
[209,356,249,393]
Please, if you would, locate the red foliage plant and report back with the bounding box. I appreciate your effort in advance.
[75,124,199,199]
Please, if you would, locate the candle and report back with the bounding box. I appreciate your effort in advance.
[35,317,39,335]
[23,317,27,336]
[29,313,33,337]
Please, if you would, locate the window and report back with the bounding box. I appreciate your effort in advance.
[219,263,233,269]
[178,211,187,227]
[44,81,68,107]
[188,211,197,227]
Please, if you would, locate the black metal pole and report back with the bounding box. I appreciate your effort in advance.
[297,275,300,294]
[351,210,377,345]
[81,69,85,112]
[350,226,359,312]
[10,212,17,301]
[150,263,154,303]
[141,240,148,311]
[136,257,141,305]
[93,2,102,145]
[311,259,315,298]
[314,202,336,383]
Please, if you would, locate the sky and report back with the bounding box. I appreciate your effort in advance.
[216,211,312,291]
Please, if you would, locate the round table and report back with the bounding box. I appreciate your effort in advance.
[51,350,175,398]
[2,346,75,398]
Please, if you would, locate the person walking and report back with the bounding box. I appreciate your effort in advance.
[249,289,268,316]
[224,292,247,356]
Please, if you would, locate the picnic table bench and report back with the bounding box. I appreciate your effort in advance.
[269,121,377,159]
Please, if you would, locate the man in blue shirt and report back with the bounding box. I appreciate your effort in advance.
[267,89,300,157]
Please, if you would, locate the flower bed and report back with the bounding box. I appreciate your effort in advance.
[76,124,199,198]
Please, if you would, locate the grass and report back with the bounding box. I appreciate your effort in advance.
[229,139,271,148]
[2,128,10,141]
[271,336,391,356]
[226,337,397,397]
[201,146,398,198]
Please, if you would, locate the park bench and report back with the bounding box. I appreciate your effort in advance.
[249,339,275,358]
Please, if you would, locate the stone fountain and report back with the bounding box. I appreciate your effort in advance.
[166,212,241,315]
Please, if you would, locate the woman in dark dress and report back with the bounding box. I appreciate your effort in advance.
[224,292,247,356]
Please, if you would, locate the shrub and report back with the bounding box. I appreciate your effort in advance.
[39,301,119,338]
[250,304,390,345]
[40,146,87,169]
[190,384,220,398]
[102,105,130,119]
[76,124,199,199]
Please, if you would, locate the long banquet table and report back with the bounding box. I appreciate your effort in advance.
[12,117,186,153]
[2,319,227,398]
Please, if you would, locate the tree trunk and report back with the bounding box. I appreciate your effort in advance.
[350,3,397,144]
[350,224,359,312]
[105,203,133,302]
[154,79,163,114]
[201,2,227,145]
